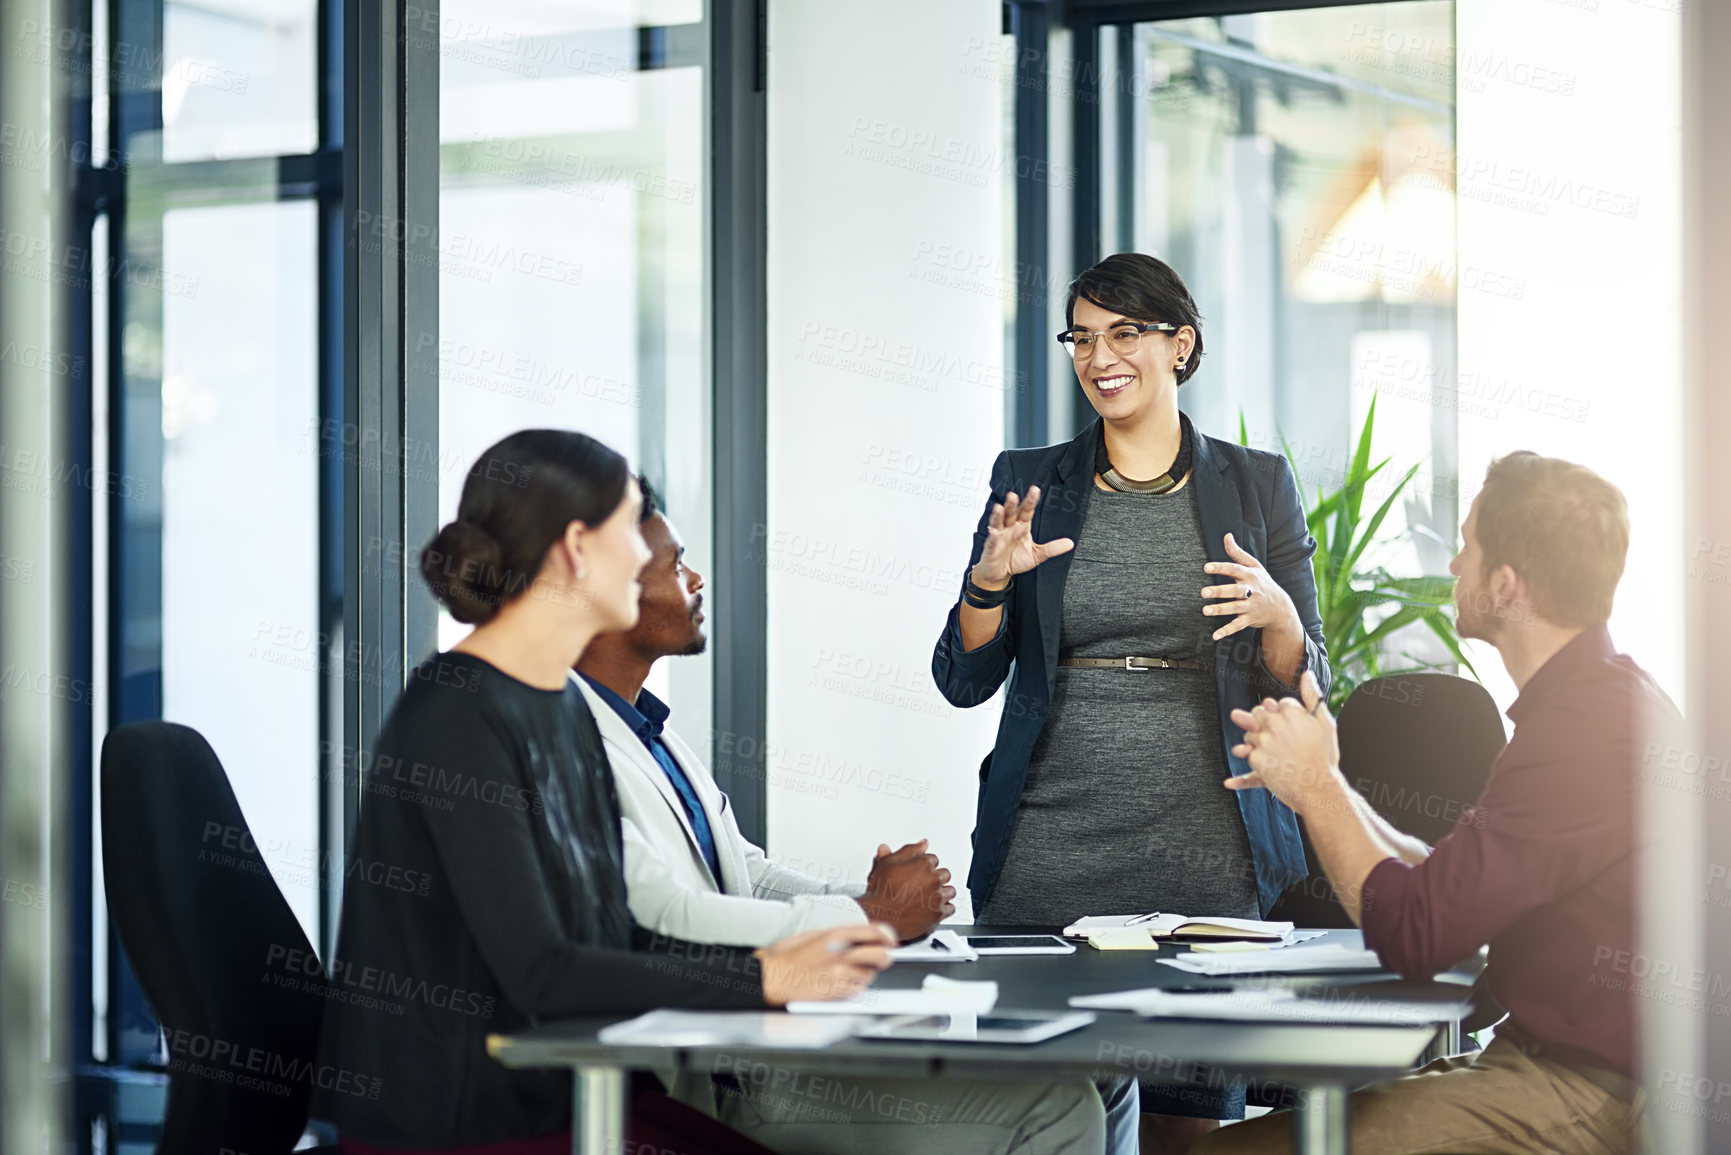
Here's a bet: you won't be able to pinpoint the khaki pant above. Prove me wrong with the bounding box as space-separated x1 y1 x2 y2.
1193 1037 1644 1155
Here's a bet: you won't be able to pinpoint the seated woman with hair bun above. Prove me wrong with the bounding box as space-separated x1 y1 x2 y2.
316 429 1106 1155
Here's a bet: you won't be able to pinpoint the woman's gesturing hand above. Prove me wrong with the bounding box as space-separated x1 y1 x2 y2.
1199 532 1301 642
971 486 1076 588
757 924 896 1006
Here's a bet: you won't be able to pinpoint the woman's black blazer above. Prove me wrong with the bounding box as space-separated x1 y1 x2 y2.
932 417 1330 915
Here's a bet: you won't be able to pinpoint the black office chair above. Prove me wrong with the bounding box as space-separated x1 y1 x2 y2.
1267 673 1507 929
101 721 333 1155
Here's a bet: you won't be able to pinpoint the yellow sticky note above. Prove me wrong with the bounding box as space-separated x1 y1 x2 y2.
1086 928 1160 951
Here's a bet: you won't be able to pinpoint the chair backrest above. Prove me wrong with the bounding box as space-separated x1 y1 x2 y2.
101 721 328 1155
1337 673 1507 845
1268 673 1508 927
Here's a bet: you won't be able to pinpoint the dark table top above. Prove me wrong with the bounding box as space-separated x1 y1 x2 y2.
488 928 1479 1087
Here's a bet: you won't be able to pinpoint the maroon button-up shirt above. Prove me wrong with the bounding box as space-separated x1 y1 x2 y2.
1360 625 1680 1078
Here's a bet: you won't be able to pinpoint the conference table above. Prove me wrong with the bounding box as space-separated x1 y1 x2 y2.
488 928 1479 1155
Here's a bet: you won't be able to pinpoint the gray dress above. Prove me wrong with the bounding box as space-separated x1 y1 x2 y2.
982 482 1261 927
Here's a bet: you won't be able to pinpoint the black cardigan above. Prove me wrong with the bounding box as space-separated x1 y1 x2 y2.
313 651 763 1145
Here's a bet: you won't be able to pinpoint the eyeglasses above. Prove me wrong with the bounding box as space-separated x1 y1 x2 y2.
1056 321 1178 360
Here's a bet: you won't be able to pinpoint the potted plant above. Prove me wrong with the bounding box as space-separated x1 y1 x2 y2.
1240 397 1474 712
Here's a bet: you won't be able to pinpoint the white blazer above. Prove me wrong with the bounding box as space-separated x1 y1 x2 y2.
576 677 867 947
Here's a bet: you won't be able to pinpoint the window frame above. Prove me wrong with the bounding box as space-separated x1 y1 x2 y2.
1005 0 1420 442
70 0 348 1134
68 0 774 1145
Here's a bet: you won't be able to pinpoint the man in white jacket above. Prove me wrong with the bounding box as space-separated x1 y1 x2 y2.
573 478 956 947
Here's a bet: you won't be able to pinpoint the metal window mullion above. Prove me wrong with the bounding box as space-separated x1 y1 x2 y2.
1010 1 1051 450
107 0 167 1077
316 0 346 958
402 0 440 673
341 0 438 901
708 0 769 846
63 0 99 1089
342 0 401 867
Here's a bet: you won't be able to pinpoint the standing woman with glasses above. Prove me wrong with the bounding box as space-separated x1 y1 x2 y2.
932 253 1330 1152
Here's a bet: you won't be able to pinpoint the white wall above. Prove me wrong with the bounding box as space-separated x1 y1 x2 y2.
1454 0 1683 705
765 0 1007 915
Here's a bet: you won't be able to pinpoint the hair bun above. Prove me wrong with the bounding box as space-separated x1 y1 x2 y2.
423 518 507 624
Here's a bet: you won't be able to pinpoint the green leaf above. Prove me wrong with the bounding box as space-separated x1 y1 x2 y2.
1307 489 1341 536
1333 603 1431 662
1342 461 1423 577
1420 612 1479 680
1285 390 1475 701
1345 394 1378 525
1238 409 1249 448
1323 588 1368 646
1375 573 1457 603
1324 402 1388 604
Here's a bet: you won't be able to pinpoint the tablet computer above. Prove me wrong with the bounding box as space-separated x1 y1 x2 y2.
962 935 1077 956
855 1010 1097 1044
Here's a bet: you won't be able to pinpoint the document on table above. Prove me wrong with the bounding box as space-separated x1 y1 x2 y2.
1157 945 1385 976
788 974 1000 1016
598 1010 861 1048
1063 913 1295 941
1069 987 1469 1026
890 928 978 962
1087 928 1327 952
1186 930 1327 952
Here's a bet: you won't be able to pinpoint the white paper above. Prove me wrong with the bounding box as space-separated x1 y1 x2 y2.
1064 914 1151 936
1188 930 1328 952
1070 987 1468 1025
1062 912 1295 939
889 928 979 963
598 1010 860 1048
1168 916 1297 938
788 973 999 1016
1156 945 1386 976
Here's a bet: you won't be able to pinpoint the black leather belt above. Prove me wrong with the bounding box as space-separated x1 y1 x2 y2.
1057 655 1212 673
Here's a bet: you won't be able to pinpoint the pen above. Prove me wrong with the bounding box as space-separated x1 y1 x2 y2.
1126 912 1164 926
928 935 950 952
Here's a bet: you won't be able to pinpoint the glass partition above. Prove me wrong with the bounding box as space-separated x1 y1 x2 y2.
435 0 711 722
1100 3 1458 661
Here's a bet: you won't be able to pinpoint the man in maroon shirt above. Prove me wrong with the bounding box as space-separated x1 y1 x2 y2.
1197 453 1677 1155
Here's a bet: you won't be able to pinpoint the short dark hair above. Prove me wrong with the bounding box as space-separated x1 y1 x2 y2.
1065 252 1205 385
422 430 630 624
635 474 660 524
1475 452 1629 627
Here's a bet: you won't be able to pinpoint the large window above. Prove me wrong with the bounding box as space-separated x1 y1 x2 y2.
78 0 341 1142
159 0 318 161
1084 3 1460 660
434 0 712 724
158 201 321 937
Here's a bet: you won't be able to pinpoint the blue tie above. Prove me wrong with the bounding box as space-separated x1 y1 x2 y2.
646 736 723 887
